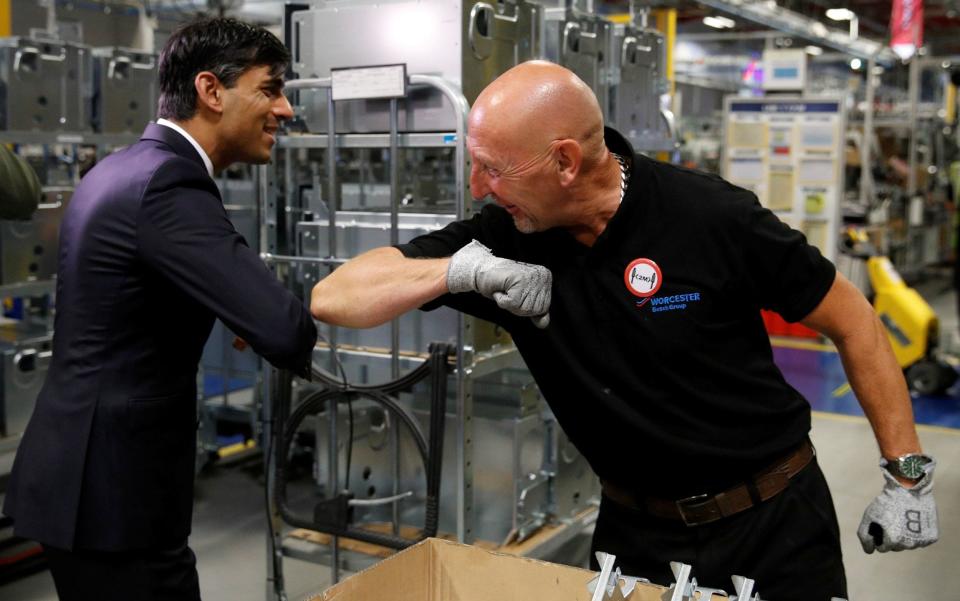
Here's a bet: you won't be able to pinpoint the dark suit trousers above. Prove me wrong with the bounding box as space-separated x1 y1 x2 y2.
44 540 201 601
590 458 847 601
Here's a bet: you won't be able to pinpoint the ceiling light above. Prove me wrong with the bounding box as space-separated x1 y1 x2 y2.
703 15 736 29
805 45 823 56
826 8 855 21
850 58 862 70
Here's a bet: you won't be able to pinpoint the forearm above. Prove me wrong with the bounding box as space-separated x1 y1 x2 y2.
802 274 921 459
833 312 922 458
310 246 449 328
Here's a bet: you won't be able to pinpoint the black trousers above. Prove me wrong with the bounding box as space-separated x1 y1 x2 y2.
44 540 201 601
590 458 847 601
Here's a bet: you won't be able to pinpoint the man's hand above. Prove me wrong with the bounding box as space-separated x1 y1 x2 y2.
447 240 551 328
857 458 938 553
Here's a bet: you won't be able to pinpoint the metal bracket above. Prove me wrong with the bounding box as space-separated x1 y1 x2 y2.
663 561 730 600
730 575 760 601
587 552 649 601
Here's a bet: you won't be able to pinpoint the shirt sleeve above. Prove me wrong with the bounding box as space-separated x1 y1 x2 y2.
138 157 318 378
740 195 836 322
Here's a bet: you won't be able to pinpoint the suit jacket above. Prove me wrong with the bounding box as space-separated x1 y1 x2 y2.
2 123 317 551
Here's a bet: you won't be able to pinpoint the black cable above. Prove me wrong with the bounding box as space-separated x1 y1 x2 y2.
263 368 292 600
345 391 354 490
274 388 428 549
273 343 452 549
316 332 354 492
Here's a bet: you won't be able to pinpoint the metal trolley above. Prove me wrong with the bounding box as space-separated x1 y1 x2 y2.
258 70 599 599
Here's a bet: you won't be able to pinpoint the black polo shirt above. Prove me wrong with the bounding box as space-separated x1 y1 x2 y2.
396 128 836 498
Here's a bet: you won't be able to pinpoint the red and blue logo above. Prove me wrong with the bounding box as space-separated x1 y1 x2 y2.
624 258 662 307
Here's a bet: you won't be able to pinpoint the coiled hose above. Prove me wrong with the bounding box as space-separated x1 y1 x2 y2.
273 342 451 549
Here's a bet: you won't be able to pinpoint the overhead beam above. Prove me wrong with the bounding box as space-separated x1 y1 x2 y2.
695 0 897 64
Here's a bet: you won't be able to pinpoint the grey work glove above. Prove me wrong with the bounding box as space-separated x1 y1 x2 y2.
447 240 551 328
857 457 938 553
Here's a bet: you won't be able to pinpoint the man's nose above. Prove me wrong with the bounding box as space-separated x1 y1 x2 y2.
469 163 489 200
274 93 295 121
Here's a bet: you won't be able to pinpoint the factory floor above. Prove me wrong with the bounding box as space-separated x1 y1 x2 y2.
3 273 960 600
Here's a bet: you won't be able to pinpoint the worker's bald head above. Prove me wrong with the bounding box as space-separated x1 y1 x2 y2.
468 61 606 170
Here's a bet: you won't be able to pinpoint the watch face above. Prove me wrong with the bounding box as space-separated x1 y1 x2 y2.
899 455 929 479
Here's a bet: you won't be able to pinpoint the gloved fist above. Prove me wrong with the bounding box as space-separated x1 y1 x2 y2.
447 240 552 328
857 458 938 553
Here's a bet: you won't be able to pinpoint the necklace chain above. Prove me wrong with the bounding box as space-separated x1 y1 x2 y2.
612 153 630 204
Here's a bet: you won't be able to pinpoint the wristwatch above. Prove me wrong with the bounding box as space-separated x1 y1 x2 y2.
883 453 933 480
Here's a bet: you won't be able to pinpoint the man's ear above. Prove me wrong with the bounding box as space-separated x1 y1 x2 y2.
555 139 582 187
194 71 224 115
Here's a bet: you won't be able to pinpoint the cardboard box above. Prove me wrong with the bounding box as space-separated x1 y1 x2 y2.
311 537 727 601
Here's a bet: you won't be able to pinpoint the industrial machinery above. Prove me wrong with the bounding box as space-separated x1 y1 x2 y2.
0 189 64 484
541 2 613 121
290 0 542 133
0 188 69 286
0 324 52 484
0 34 150 480
91 47 157 133
842 228 957 395
0 36 92 132
608 18 673 152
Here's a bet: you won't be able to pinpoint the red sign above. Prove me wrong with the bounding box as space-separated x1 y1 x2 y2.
890 0 923 60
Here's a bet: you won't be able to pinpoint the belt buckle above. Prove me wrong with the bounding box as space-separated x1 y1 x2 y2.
675 493 710 526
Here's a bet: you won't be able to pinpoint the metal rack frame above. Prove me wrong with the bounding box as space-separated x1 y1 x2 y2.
259 73 477 596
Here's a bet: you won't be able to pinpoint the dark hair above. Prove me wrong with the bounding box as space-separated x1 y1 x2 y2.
157 17 290 121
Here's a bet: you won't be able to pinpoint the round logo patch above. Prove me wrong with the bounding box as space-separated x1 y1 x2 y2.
624 258 663 298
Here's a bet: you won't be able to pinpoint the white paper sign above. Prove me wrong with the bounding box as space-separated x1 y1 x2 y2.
331 64 406 101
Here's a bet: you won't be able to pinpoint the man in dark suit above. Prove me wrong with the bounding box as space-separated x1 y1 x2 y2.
1 17 316 600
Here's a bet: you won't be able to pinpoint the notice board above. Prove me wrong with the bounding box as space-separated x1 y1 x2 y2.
721 96 845 261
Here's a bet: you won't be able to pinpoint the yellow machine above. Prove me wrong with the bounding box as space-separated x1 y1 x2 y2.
846 229 957 395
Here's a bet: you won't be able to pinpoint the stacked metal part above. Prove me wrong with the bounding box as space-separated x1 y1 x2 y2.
91 47 157 134
0 36 156 133
0 38 157 481
0 37 93 132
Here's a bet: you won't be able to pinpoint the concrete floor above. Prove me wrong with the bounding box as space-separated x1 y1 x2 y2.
3 272 960 600
5 413 957 601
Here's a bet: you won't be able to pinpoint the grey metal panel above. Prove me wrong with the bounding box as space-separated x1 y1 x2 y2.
609 25 671 151
92 47 157 133
0 325 52 480
0 188 70 286
0 37 92 132
0 330 50 439
298 213 460 358
541 8 613 122
553 424 598 520
291 0 540 133
310 371 597 545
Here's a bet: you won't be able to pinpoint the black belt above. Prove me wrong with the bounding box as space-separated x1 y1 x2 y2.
601 438 815 527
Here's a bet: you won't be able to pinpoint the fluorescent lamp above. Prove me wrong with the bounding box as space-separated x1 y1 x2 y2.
703 16 736 29
826 8 855 21
805 45 823 56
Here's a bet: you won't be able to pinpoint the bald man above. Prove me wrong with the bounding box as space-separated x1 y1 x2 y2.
311 61 937 598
